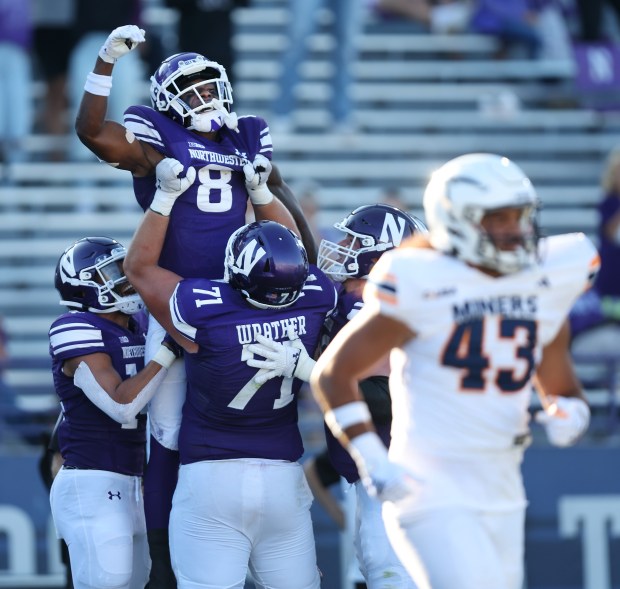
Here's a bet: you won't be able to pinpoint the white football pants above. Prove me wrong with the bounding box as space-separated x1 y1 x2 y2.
50 468 150 589
354 482 417 588
383 504 525 589
170 459 321 589
145 315 187 451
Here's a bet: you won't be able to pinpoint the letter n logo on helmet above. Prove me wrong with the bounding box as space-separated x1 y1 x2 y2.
379 213 407 247
59 250 78 282
232 239 266 277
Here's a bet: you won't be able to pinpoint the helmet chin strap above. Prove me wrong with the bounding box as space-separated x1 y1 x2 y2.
189 100 238 132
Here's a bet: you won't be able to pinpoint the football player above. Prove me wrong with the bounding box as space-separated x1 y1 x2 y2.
310 153 599 589
75 26 315 585
48 236 182 589
245 203 425 589
123 167 337 588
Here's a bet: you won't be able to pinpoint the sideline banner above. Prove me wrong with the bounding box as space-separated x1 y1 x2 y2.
523 445 620 589
573 43 620 110
0 449 65 587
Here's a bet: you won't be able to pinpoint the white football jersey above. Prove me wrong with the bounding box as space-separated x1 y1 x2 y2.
364 233 599 460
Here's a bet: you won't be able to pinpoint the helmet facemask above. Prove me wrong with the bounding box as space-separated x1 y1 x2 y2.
318 231 389 282
150 54 237 132
462 204 539 275
57 244 143 315
318 204 425 281
174 76 234 132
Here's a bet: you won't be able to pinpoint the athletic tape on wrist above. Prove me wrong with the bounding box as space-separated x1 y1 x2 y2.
151 344 177 370
84 72 113 96
324 401 372 438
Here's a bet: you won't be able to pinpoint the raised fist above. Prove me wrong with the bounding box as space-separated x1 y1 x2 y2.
99 25 145 64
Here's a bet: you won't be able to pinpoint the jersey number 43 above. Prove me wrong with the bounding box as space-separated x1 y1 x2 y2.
442 317 537 393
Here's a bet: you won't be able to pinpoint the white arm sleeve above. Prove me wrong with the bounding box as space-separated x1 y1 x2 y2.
73 361 168 424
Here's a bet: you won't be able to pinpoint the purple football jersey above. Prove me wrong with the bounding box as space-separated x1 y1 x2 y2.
124 106 273 279
170 266 337 464
322 289 391 483
48 311 147 476
325 284 363 337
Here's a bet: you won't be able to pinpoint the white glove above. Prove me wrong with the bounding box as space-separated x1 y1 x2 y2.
243 155 274 205
350 432 418 503
150 158 196 216
245 334 316 384
99 25 145 64
535 396 590 447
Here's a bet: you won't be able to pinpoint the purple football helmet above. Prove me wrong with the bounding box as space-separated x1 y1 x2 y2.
150 52 233 131
55 237 143 315
224 221 309 309
318 204 427 281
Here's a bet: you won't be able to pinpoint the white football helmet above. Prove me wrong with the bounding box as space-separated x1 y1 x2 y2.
423 153 540 274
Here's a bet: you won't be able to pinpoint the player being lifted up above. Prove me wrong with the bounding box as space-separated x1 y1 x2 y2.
74 25 315 586
123 159 338 588
311 153 599 589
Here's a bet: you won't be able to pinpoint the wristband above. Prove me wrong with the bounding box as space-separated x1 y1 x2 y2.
151 344 178 370
84 72 113 97
324 401 372 438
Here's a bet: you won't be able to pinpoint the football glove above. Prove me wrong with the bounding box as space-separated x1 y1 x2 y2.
99 25 145 64
350 432 418 503
245 334 316 384
243 155 274 205
535 396 590 447
150 158 196 216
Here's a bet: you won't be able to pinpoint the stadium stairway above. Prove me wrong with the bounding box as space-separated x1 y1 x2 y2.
2 0 620 439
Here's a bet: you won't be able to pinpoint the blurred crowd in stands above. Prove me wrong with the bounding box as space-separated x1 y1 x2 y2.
0 0 619 163
0 0 248 163
569 146 620 386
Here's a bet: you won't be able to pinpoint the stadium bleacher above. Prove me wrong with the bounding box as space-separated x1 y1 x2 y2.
1 0 620 440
